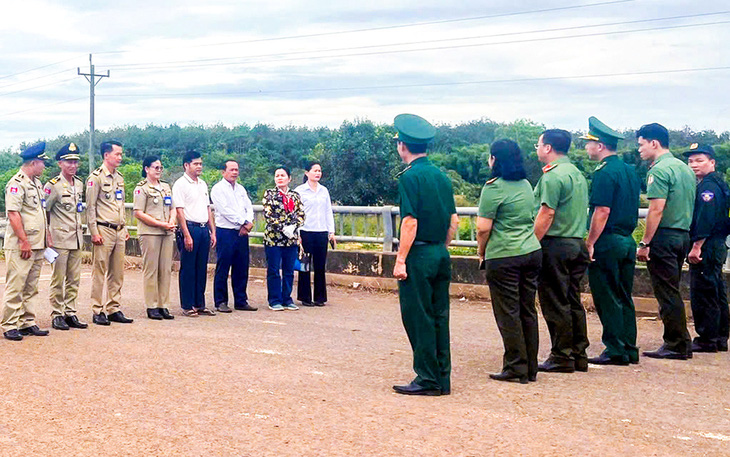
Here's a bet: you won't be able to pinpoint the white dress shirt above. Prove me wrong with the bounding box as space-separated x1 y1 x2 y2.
295 182 335 233
210 179 254 229
172 173 210 224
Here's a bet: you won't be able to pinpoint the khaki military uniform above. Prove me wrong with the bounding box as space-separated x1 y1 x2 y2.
1 170 47 331
44 174 85 318
133 179 174 309
86 164 126 315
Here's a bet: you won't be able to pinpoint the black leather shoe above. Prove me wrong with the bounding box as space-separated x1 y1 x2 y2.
314 302 325 307
691 341 718 353
19 325 49 336
65 315 88 329
440 388 451 395
93 313 110 326
3 329 23 341
158 308 175 320
234 304 258 311
392 382 441 396
216 303 233 313
574 358 589 372
52 316 70 330
299 301 315 307
538 359 575 373
147 308 163 320
108 311 134 323
588 353 630 366
718 341 728 352
643 346 689 360
489 371 528 384
528 374 537 382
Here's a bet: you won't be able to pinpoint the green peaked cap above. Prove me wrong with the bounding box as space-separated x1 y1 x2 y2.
580 116 624 149
393 113 436 144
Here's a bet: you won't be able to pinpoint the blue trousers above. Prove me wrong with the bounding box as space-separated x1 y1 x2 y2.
214 228 250 307
265 245 297 306
178 223 210 310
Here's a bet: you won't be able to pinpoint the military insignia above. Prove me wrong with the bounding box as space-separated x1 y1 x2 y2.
69 143 77 152
701 191 715 202
595 162 607 171
647 175 654 185
395 165 412 179
49 176 60 184
485 177 498 185
153 197 159 204
542 163 558 173
690 143 699 150
9 186 18 194
88 180 94 187
44 187 51 195
134 188 142 195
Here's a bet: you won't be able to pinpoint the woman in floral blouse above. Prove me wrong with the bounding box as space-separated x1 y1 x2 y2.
262 167 305 311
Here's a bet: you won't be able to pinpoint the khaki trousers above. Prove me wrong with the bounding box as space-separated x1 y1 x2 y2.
1 249 44 331
140 234 174 309
49 248 83 317
90 225 125 314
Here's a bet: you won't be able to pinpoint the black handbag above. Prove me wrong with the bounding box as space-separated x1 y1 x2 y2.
296 247 311 272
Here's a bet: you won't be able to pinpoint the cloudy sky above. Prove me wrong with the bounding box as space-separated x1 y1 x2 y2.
0 0 728 151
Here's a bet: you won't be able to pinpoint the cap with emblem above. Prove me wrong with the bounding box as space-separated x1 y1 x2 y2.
20 142 49 161
683 143 715 159
56 142 81 161
393 113 436 145
579 116 624 150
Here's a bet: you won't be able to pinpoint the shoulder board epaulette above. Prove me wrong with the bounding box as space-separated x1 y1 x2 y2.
73 175 83 182
137 179 147 186
542 163 558 173
117 170 124 177
92 168 102 176
395 165 412 179
49 176 60 185
12 176 23 182
594 162 607 172
485 177 498 185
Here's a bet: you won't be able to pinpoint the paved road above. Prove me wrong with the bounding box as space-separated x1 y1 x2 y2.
0 264 728 456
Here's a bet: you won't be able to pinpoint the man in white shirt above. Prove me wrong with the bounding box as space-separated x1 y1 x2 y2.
210 160 257 312
172 150 217 317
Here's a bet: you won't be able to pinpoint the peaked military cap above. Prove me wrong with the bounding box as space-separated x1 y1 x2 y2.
20 142 49 161
56 142 81 161
393 113 436 145
580 116 624 149
683 143 715 159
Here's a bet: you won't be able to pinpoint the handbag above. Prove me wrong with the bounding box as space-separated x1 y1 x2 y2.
296 246 311 272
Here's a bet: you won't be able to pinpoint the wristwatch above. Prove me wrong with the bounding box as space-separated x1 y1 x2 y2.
638 241 648 248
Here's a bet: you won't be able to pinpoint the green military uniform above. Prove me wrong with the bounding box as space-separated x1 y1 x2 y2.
133 179 175 312
645 151 696 355
86 163 127 317
534 154 590 369
582 117 641 364
1 144 49 338
395 114 456 394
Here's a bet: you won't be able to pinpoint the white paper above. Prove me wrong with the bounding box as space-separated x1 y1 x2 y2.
44 247 59 264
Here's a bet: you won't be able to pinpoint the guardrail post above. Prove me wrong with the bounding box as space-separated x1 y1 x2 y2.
382 206 394 252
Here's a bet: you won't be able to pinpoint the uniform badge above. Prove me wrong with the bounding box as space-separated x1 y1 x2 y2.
69 143 77 152
116 189 123 200
701 191 715 202
595 162 607 171
647 175 654 185
164 196 172 206
9 186 18 194
88 181 94 187
690 143 699 150
77 202 85 213
542 163 557 173
134 189 142 195
153 197 159 204
42 199 46 209
485 177 498 185
44 187 51 195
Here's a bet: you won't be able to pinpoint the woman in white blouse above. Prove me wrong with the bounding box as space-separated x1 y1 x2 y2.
295 162 336 306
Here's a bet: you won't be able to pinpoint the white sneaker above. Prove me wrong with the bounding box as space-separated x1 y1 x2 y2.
268 304 285 311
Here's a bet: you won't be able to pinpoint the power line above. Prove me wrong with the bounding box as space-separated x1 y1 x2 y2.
0 68 75 91
0 55 83 81
0 97 86 118
0 77 77 98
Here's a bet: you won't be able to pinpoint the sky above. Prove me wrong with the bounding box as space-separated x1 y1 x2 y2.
0 0 729 151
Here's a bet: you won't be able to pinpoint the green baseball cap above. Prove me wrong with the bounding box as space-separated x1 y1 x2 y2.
393 113 436 145
580 116 624 149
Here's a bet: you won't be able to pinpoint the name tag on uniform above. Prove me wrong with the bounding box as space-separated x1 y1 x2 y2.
164 196 172 206
42 198 46 209
115 189 123 200
77 202 85 213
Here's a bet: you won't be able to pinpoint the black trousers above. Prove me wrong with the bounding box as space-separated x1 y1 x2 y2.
178 223 210 311
214 228 250 307
538 237 590 363
485 250 542 378
297 231 329 304
689 236 729 348
647 228 691 353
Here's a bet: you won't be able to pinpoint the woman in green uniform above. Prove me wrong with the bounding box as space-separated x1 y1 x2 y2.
133 156 176 320
477 140 542 384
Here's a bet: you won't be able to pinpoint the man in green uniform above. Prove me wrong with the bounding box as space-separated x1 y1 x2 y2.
1 143 51 341
583 117 641 365
45 143 88 330
684 144 730 353
392 113 459 396
533 129 590 373
636 123 696 360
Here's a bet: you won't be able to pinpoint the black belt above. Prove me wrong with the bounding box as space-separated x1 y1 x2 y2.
97 221 123 231
186 221 208 228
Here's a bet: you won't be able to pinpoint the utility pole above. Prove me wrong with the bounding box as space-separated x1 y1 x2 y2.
78 54 109 171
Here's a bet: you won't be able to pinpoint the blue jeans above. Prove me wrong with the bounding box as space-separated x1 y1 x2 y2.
214 228 250 307
265 245 297 306
178 223 210 310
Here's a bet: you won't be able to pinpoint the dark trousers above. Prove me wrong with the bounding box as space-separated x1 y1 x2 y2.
297 230 329 304
398 244 451 392
538 237 590 363
647 228 691 353
214 227 250 307
588 233 638 362
178 223 210 310
485 250 542 378
265 245 297 306
689 236 729 348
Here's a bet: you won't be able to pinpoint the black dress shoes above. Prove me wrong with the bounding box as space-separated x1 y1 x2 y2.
718 341 729 352
643 346 689 360
314 302 325 307
574 358 589 372
216 303 233 313
93 313 110 326
691 341 718 353
108 311 134 323
3 329 23 341
538 359 575 373
489 371 528 384
19 325 49 336
147 308 163 320
235 304 258 311
52 316 70 330
299 301 315 307
65 315 88 329
158 308 175 320
588 353 630 366
392 381 442 396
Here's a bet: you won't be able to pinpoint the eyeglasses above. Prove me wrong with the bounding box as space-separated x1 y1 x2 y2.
534 143 540 150
149 166 164 171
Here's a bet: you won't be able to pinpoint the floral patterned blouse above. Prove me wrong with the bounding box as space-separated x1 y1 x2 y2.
262 187 305 247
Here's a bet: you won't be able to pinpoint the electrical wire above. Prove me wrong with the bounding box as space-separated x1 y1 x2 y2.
0 97 86 117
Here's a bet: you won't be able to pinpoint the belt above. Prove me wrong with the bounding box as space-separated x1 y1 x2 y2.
186 221 208 228
413 240 439 246
97 221 123 231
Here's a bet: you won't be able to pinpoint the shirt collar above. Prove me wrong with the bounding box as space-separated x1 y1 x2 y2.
651 152 673 168
602 155 619 164
549 155 571 166
184 172 200 184
410 156 429 167
101 163 115 177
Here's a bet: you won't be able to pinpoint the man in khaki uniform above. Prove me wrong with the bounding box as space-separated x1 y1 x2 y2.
1 143 51 341
86 140 133 325
45 143 88 331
